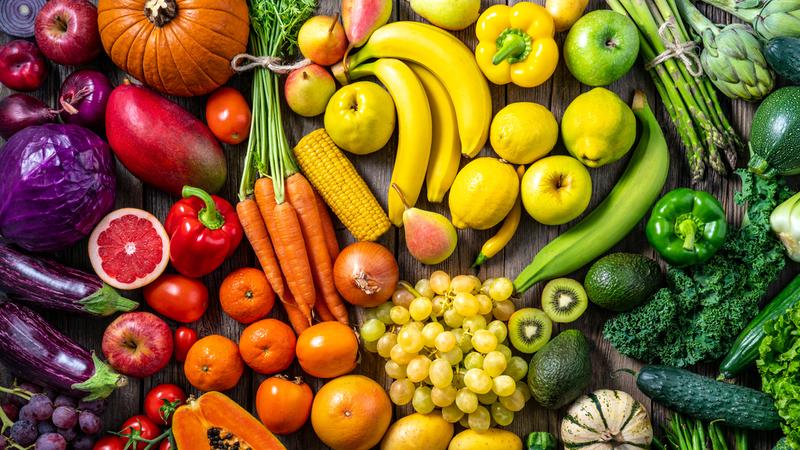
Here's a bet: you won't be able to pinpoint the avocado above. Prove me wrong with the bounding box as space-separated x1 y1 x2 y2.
527 329 591 409
584 253 663 312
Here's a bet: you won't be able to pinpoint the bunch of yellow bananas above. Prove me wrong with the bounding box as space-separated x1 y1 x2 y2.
333 21 493 226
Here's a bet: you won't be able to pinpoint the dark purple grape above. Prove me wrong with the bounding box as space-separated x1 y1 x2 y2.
51 406 78 429
9 420 37 446
1 403 18 421
37 420 57 434
0 435 6 450
53 395 76 409
77 399 106 415
35 433 67 450
17 382 43 394
57 426 77 442
28 394 53 421
72 434 96 450
78 411 101 435
17 404 36 422
43 388 58 400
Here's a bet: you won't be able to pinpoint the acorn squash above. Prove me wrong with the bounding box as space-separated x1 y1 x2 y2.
173 391 285 450
764 38 800 85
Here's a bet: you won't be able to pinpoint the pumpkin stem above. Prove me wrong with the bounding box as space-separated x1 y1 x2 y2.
144 0 177 27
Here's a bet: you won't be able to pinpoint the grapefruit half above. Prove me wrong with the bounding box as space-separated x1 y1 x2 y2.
89 208 170 290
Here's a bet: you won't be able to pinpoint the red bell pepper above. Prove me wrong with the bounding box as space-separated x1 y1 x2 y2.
164 186 243 278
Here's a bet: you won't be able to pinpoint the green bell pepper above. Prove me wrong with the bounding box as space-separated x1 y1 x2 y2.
646 188 728 267
526 432 557 450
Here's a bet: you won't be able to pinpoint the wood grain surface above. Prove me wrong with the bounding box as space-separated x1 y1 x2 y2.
0 0 794 448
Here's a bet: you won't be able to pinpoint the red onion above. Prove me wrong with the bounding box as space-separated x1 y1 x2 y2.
0 93 58 140
0 0 45 38
59 70 112 130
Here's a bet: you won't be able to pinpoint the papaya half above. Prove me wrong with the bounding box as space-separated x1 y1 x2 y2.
173 391 285 450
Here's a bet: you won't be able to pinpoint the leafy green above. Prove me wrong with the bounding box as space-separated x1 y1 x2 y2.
604 170 792 367
757 304 800 449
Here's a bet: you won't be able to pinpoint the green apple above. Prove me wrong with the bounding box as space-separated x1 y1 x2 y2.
410 0 481 31
324 81 396 155
563 10 640 87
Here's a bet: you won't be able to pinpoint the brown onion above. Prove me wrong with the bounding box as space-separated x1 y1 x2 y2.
333 242 399 307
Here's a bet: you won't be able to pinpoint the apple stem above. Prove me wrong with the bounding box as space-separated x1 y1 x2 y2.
391 183 411 210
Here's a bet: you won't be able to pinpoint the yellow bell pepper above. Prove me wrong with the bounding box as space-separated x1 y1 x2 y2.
475 3 559 88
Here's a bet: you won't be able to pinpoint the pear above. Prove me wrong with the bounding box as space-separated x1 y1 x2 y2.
342 0 393 49
410 0 481 31
393 184 457 265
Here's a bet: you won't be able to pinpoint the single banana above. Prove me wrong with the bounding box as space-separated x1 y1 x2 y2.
408 63 461 203
349 58 432 226
335 21 492 158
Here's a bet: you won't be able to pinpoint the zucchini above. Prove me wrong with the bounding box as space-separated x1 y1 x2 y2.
636 365 781 430
765 38 800 85
748 87 800 178
719 274 800 379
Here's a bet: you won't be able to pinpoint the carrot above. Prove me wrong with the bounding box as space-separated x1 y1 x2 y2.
255 177 315 322
286 173 349 325
280 285 310 335
314 190 340 260
314 290 336 322
236 198 285 300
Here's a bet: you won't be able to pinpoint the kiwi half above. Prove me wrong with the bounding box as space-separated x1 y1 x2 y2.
508 308 553 353
541 278 588 323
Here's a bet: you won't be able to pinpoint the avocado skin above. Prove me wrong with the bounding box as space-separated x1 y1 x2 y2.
527 329 591 410
584 253 663 312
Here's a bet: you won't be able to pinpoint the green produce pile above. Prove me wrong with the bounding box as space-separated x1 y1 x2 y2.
604 170 791 366
757 304 800 449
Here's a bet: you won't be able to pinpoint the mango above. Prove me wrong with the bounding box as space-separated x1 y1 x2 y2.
448 428 523 450
380 413 453 450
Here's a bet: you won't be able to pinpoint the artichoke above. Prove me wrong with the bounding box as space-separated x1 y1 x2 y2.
678 0 775 101
699 0 800 40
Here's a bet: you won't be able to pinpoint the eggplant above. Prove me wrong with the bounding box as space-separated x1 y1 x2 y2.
0 301 126 400
0 242 138 316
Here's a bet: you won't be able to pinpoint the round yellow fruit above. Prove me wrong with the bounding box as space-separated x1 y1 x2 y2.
324 81 396 155
380 413 453 450
561 87 636 168
546 0 590 32
449 158 519 230
448 428 523 450
521 155 592 225
490 102 559 165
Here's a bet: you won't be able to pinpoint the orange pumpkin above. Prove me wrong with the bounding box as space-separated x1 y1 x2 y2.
97 0 249 97
173 391 286 450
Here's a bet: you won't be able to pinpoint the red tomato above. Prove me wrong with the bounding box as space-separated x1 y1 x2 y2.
93 436 126 450
144 274 209 323
206 87 251 145
255 376 313 434
144 384 187 425
159 440 171 450
120 415 162 450
174 326 198 362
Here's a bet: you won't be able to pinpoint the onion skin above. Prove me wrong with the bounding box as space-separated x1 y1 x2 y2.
0 93 57 139
60 69 112 129
0 40 48 91
333 242 399 307
0 0 46 37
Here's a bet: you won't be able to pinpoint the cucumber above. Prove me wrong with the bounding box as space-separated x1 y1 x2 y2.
636 365 781 430
748 87 800 178
719 274 800 379
764 38 800 85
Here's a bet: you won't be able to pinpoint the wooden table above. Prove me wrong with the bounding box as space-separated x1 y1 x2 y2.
1 0 793 448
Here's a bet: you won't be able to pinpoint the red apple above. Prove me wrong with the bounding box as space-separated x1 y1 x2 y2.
0 40 48 91
102 312 173 378
34 0 101 66
285 64 336 118
298 15 348 67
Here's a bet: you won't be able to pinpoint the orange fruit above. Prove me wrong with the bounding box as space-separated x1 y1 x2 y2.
311 375 392 450
220 268 275 324
238 319 296 375
296 322 358 378
184 335 244 392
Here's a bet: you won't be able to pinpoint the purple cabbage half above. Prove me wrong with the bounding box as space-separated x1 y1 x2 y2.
0 301 126 400
0 124 116 252
0 242 138 316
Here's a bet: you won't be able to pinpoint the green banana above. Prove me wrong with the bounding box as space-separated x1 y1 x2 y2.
514 91 670 294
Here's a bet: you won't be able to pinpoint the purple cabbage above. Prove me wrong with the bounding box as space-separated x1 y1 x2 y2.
0 124 115 252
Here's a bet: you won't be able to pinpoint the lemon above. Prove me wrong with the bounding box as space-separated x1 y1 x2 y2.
561 88 636 168
490 102 559 165
449 158 519 230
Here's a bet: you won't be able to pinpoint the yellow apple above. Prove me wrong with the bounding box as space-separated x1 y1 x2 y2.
521 155 592 225
324 81 396 155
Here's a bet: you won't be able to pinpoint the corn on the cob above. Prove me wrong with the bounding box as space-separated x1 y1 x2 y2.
293 129 391 242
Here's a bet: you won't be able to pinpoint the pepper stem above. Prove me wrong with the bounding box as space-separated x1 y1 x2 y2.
493 29 533 65
677 218 699 251
182 186 225 230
